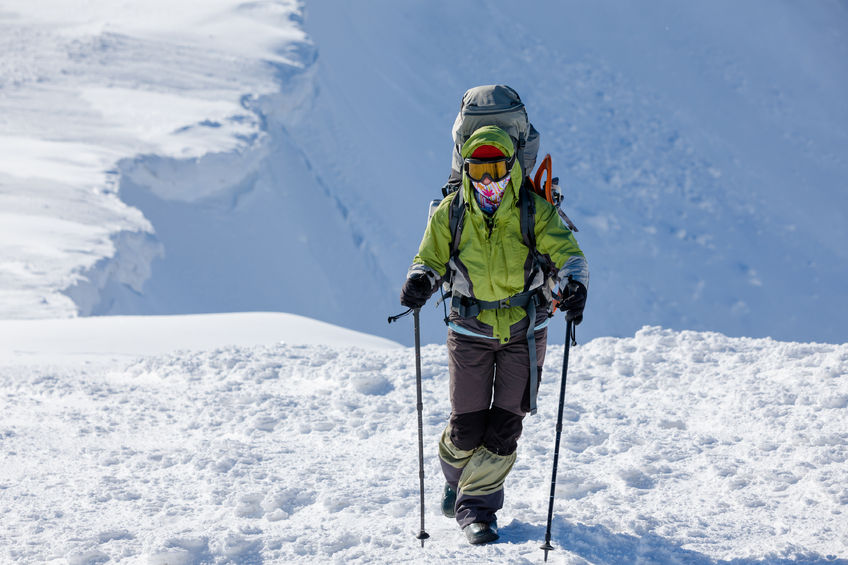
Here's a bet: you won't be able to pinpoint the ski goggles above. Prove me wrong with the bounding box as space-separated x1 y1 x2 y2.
464 156 514 182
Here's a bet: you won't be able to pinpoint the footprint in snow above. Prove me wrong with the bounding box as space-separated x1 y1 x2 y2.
235 493 265 518
252 415 277 432
148 537 210 565
259 487 315 520
349 374 394 396
658 419 686 430
96 529 134 543
66 550 109 565
619 468 656 490
821 394 848 409
564 427 609 453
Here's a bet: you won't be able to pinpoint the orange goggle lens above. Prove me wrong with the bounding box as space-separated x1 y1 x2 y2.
464 158 512 182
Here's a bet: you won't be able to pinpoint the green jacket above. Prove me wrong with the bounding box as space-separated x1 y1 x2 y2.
411 126 588 343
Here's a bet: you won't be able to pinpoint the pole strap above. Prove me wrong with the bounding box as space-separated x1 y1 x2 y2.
387 308 414 324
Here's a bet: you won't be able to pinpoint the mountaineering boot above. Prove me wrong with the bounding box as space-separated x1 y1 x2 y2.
463 518 499 545
441 483 456 518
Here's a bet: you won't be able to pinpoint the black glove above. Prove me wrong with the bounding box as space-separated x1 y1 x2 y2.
556 278 587 325
400 272 432 309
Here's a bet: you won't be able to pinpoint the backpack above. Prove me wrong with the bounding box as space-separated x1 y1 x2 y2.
443 85 540 197
432 85 578 295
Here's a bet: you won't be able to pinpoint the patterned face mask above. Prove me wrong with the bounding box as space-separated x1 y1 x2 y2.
472 176 510 214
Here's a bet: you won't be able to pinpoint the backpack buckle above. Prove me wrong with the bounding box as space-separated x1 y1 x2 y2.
497 298 511 308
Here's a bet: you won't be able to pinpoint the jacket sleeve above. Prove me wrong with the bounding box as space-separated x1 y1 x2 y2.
408 195 454 289
533 199 589 289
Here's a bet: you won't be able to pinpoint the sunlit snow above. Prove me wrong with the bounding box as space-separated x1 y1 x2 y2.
1 318 846 563
1 0 847 563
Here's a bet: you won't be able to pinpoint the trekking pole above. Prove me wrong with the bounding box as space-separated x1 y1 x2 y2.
540 319 576 561
412 308 430 547
388 306 430 546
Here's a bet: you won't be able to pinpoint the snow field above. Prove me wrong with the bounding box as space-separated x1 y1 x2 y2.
1 326 846 563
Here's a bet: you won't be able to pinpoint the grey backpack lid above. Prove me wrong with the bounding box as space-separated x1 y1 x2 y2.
461 84 525 116
448 85 540 186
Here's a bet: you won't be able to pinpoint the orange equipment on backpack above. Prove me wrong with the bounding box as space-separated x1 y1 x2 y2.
526 154 579 233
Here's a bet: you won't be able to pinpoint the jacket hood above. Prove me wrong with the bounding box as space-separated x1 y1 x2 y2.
460 125 516 159
460 126 523 207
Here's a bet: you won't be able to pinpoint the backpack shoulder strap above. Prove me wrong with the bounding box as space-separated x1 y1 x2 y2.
519 180 541 292
448 189 466 259
519 179 537 251
437 190 466 321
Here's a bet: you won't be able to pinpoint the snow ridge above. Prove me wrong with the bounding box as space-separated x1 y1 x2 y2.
0 0 325 321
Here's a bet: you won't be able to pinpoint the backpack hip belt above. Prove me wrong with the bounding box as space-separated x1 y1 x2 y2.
449 288 543 319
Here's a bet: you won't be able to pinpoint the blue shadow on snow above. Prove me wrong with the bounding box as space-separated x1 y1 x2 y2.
498 518 847 565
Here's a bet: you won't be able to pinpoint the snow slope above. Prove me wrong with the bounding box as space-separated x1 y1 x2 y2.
297 0 848 346
1 320 846 564
0 312 400 366
2 1 847 347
